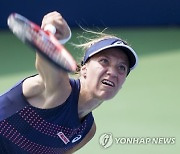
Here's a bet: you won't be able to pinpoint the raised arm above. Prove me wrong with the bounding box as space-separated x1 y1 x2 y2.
36 11 71 87
23 12 72 108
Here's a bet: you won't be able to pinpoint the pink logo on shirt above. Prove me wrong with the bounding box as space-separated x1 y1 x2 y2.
57 132 70 144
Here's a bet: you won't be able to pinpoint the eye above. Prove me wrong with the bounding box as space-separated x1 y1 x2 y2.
99 58 109 65
118 64 128 74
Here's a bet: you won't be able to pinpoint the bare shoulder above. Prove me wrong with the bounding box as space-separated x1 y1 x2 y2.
22 74 72 109
65 122 96 154
22 75 45 98
82 122 96 141
87 122 96 138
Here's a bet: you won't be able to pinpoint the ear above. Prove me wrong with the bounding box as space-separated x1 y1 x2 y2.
80 64 87 78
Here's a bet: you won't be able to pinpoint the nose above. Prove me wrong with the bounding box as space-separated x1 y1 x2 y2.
106 67 118 78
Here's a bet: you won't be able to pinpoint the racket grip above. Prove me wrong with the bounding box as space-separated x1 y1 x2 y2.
44 24 71 44
44 24 56 34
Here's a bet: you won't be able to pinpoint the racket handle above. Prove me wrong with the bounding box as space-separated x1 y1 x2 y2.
44 24 71 44
44 24 56 34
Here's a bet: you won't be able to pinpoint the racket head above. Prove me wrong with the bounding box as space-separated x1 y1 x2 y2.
7 13 77 72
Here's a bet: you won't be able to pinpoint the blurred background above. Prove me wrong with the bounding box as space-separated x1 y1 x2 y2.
0 0 180 153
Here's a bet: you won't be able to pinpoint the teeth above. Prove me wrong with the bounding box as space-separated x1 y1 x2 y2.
102 79 115 87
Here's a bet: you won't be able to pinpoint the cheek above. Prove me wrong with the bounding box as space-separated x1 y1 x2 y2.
87 63 105 77
118 76 126 90
118 76 126 88
86 65 105 86
86 68 99 83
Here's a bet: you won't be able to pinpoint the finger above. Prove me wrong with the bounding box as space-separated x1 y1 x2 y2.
41 11 63 29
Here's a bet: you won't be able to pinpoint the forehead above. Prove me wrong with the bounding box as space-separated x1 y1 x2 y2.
92 48 129 63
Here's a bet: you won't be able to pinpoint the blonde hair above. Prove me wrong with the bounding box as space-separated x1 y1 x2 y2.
71 28 128 74
74 28 128 51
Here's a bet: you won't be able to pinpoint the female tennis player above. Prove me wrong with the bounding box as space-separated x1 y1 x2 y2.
0 11 138 153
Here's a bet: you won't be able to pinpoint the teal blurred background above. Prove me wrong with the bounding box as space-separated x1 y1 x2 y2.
0 27 180 154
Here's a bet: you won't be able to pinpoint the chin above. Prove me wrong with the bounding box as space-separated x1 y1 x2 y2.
99 92 116 101
104 95 115 100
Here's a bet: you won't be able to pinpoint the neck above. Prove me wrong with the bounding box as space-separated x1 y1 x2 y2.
78 80 103 118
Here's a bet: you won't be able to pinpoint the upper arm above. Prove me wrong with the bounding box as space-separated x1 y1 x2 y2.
32 11 72 93
23 54 71 101
65 122 96 154
35 53 70 91
31 11 72 94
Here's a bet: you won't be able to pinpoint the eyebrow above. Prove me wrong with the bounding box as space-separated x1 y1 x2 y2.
98 54 129 65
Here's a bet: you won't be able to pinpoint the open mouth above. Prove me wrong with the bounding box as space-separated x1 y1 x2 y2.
101 79 115 87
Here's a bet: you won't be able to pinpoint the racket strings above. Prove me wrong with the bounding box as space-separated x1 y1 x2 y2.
8 13 76 72
29 29 71 70
8 16 28 42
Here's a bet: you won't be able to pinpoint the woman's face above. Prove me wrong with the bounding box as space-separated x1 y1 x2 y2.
82 48 129 101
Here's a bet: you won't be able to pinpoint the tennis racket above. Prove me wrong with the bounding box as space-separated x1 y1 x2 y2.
7 13 77 72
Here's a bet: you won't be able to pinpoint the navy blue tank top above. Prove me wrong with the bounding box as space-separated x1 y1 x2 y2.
0 77 94 154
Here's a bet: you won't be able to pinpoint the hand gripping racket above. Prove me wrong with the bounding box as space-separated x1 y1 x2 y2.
7 13 77 72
